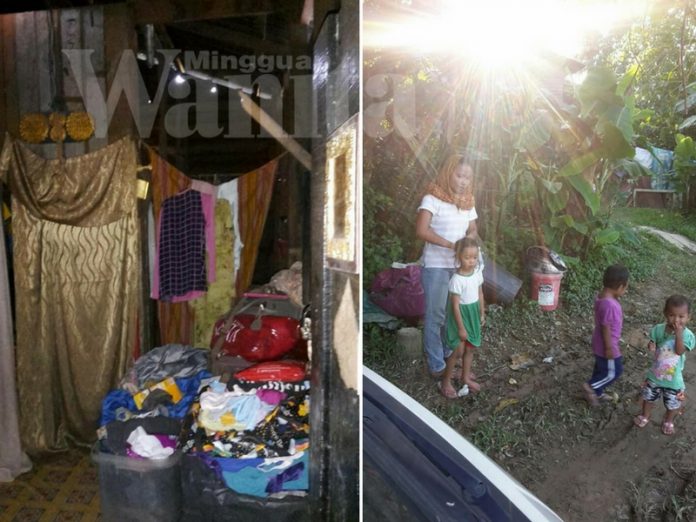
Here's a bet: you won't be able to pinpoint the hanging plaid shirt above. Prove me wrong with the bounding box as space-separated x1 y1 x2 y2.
158 190 208 300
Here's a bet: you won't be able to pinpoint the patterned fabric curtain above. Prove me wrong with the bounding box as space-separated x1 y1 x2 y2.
190 197 236 347
236 158 279 295
0 135 140 452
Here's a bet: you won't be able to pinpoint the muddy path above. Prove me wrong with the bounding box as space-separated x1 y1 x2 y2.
368 232 696 521
531 253 696 522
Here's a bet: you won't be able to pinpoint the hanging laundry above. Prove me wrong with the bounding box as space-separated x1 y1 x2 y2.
148 147 195 344
153 189 214 301
146 147 282 343
150 178 216 305
217 178 243 273
191 191 236 348
193 200 234 346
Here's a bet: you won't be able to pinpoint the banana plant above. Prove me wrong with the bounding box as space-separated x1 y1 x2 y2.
515 66 652 257
673 133 696 209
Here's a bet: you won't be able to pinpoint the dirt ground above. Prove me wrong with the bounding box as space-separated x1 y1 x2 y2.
532 268 696 522
370 235 696 521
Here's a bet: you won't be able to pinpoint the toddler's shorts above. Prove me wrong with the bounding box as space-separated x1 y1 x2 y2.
642 380 684 410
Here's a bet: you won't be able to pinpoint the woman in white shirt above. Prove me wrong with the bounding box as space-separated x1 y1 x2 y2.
416 154 479 378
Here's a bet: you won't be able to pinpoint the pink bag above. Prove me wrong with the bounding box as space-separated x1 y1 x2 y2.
369 265 425 319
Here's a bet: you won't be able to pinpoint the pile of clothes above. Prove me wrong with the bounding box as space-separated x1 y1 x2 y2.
97 344 211 458
181 376 310 499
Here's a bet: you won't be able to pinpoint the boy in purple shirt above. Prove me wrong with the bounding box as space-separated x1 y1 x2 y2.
582 265 630 407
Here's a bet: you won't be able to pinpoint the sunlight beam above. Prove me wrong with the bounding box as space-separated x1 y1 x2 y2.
364 0 650 67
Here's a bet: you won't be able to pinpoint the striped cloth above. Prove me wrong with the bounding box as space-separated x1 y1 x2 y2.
236 158 279 295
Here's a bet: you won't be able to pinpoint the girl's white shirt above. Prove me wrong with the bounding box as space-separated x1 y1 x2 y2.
448 266 484 305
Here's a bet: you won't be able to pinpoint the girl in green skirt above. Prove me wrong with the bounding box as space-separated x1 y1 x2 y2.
439 237 485 399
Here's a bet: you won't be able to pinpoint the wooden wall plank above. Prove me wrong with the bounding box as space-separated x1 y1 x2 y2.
82 7 104 74
0 19 5 143
174 21 295 55
0 15 19 144
133 0 277 25
103 3 137 141
60 8 82 100
15 13 51 157
60 9 87 157
34 11 53 113
82 6 107 152
15 13 39 114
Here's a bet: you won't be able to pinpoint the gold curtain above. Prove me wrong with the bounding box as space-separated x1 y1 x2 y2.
0 135 140 452
0 134 136 226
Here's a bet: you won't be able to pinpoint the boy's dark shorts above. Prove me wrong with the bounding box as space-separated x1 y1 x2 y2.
641 380 684 410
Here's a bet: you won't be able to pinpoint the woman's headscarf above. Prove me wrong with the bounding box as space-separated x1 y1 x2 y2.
425 154 475 210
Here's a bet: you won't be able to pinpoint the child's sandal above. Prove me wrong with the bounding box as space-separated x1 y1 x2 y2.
661 421 675 436
633 415 649 428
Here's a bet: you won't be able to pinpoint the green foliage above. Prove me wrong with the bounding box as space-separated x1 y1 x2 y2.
484 223 534 276
362 324 400 370
364 0 696 300
562 232 661 313
593 227 621 246
471 414 522 457
532 66 647 256
581 2 696 211
363 49 455 285
585 1 696 149
480 64 651 261
673 133 696 207
363 186 408 288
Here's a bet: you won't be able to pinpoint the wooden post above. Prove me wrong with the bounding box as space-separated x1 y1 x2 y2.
0 14 21 143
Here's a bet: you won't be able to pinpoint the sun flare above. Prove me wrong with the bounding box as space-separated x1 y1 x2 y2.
364 0 649 66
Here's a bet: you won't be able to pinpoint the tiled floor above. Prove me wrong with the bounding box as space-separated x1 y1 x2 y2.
0 449 101 522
